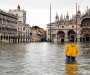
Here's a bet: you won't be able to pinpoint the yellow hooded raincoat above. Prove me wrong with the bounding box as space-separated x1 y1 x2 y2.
65 43 78 57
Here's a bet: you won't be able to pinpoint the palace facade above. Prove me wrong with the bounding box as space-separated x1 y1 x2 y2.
9 5 31 43
46 7 90 42
0 5 31 43
0 9 17 43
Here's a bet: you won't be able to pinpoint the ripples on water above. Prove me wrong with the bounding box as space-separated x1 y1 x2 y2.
0 42 90 75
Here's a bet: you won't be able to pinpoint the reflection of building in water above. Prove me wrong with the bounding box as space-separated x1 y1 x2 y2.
65 62 78 75
47 6 90 42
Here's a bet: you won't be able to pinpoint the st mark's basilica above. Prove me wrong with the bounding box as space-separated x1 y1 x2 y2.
47 6 90 42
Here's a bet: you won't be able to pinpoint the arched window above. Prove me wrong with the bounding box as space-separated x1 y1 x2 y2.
81 18 90 27
72 26 74 28
62 26 64 28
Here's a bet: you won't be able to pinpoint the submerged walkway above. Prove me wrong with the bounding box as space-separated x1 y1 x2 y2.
0 42 90 75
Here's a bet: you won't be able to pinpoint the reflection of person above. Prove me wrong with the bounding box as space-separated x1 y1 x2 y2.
65 62 78 75
65 39 78 62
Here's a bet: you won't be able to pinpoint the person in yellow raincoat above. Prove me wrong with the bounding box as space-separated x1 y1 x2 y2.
65 39 78 62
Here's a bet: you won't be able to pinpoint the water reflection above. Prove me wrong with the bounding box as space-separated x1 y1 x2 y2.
65 62 78 75
0 43 26 75
78 42 90 58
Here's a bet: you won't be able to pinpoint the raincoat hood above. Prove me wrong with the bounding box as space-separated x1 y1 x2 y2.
69 44 76 47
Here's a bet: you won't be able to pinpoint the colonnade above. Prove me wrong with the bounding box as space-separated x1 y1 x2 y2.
0 35 31 43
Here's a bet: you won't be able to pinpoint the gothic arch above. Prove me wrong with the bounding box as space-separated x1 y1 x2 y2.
80 18 90 27
57 31 65 42
80 28 90 42
67 29 76 40
80 28 90 35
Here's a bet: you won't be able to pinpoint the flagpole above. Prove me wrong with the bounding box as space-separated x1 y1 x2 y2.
76 3 77 42
50 3 52 42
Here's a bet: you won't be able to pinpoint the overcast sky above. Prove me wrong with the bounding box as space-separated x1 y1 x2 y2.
0 0 90 30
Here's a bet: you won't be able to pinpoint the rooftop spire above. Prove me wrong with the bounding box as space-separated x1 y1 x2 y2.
77 5 81 15
55 12 59 22
66 12 69 20
60 14 63 20
55 12 59 19
17 4 20 10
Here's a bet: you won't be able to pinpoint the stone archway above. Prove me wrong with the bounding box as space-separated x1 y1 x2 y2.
80 18 90 27
80 17 90 42
57 31 65 42
67 30 76 41
80 28 90 42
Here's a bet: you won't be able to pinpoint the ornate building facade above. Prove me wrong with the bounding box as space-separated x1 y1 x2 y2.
9 5 26 24
47 7 90 42
0 9 17 43
0 5 31 43
31 26 46 42
9 5 31 43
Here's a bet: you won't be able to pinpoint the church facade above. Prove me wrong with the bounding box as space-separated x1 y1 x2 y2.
46 7 90 42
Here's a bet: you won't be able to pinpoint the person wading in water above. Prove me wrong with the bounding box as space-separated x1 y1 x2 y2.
65 39 78 63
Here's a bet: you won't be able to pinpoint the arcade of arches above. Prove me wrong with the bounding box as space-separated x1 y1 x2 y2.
80 28 90 42
80 18 90 42
57 30 76 42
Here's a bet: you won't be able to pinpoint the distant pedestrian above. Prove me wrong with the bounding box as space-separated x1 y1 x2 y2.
65 39 78 63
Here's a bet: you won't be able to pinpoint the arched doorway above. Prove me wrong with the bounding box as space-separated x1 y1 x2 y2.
68 30 76 41
80 18 90 42
80 18 90 27
80 28 90 42
57 31 65 42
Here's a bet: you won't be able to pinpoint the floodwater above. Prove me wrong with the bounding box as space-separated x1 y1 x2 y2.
0 42 90 75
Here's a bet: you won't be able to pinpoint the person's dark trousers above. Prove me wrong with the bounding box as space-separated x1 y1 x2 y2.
71 57 76 62
66 56 70 62
66 56 76 62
